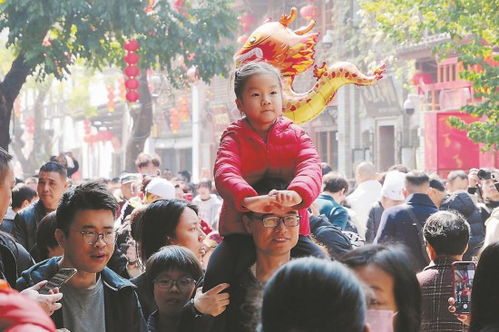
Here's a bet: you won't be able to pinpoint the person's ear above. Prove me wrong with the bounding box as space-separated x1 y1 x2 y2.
54 228 66 249
20 199 30 210
235 98 244 112
402 188 409 198
242 214 252 233
425 242 437 261
165 235 176 246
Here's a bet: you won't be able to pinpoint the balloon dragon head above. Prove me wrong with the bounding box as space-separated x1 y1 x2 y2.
234 8 318 81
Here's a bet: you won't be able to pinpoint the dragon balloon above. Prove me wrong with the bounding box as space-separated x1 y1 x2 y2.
234 8 386 124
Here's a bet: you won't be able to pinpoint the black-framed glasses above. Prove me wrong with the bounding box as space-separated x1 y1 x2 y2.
153 276 196 290
77 231 115 245
255 215 301 228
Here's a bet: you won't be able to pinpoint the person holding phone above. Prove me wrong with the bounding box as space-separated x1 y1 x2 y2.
449 241 499 331
417 210 470 332
0 147 62 317
16 181 147 332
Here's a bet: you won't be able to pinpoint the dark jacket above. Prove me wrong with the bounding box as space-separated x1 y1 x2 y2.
315 194 349 230
16 257 147 332
13 200 49 251
365 201 384 243
417 257 468 332
375 193 438 271
310 215 352 259
0 232 34 287
209 268 262 332
441 191 484 260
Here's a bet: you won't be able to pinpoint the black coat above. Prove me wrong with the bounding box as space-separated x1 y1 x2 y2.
310 215 352 259
375 193 438 271
12 200 48 251
441 191 485 260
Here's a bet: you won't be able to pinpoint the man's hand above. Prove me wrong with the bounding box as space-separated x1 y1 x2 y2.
193 283 230 317
448 297 471 326
268 190 302 207
20 280 63 316
468 168 480 188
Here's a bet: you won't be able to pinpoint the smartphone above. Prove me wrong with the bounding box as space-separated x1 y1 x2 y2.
39 268 78 295
452 261 476 314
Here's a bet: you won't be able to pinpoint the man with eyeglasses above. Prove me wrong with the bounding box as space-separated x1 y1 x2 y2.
208 177 302 332
16 181 147 332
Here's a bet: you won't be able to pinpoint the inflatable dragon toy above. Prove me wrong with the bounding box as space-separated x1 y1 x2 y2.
234 7 386 124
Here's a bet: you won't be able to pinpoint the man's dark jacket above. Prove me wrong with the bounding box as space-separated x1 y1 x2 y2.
310 215 352 259
441 191 484 260
374 193 438 271
0 232 34 287
16 257 147 332
13 200 48 251
365 201 385 243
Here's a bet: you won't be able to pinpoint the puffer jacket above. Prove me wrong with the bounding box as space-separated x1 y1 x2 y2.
441 191 484 260
214 117 322 235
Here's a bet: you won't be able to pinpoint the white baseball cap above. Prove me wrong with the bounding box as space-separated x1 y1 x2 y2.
145 177 176 199
382 171 406 201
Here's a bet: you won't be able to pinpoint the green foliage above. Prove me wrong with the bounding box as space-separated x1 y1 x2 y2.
0 0 237 84
360 0 499 150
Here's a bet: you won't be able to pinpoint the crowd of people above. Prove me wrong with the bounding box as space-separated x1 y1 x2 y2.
0 61 498 332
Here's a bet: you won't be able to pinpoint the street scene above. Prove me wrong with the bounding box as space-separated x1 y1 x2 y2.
0 0 497 331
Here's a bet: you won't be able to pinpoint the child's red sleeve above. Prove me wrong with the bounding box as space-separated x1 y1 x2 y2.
287 129 322 209
214 134 257 211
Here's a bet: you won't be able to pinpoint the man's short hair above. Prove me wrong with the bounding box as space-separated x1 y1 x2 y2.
252 177 289 196
356 161 376 180
429 175 446 192
0 147 13 180
423 210 470 256
447 170 467 182
56 181 118 234
405 171 430 187
197 179 212 190
323 172 349 194
11 185 37 209
135 153 161 169
39 161 67 179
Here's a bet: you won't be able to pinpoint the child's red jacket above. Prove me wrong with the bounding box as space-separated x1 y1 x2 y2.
214 117 322 235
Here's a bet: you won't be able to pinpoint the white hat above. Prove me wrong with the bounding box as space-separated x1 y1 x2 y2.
381 171 406 201
145 177 176 199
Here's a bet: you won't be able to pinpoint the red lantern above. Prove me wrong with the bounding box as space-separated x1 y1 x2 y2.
300 3 318 20
169 108 180 133
83 119 91 135
125 78 139 90
411 71 433 86
124 40 140 52
126 90 140 102
178 97 189 122
25 116 35 135
124 52 140 64
124 65 140 77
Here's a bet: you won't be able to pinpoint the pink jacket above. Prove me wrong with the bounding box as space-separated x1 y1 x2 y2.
214 117 322 235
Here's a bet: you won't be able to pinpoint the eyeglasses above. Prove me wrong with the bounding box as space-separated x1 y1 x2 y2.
153 276 196 290
77 231 115 245
254 215 301 228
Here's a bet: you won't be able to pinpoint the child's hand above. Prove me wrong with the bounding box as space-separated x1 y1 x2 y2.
243 195 282 213
268 190 302 207
194 283 230 317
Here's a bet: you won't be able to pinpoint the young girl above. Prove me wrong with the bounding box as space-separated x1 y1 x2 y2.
203 62 324 292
